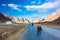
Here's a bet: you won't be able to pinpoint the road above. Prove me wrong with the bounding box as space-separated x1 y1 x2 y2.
18 24 60 40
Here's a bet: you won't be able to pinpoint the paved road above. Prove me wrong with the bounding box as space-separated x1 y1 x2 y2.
19 24 60 40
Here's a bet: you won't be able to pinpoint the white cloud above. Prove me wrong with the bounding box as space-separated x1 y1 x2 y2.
1 3 21 12
31 0 41 4
31 1 36 4
8 4 21 11
1 4 6 6
24 0 60 12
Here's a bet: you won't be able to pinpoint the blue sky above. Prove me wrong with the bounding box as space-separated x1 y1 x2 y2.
0 0 60 18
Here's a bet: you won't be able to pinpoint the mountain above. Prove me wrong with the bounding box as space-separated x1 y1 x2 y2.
0 12 29 23
11 17 20 23
28 18 42 23
0 12 11 23
43 11 60 24
11 17 28 23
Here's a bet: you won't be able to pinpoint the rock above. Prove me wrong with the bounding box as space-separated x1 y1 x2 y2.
0 12 11 23
27 18 42 23
43 11 60 24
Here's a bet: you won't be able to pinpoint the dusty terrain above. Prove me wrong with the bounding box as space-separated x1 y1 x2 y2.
0 23 28 40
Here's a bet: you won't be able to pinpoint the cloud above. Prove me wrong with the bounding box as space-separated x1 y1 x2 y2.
24 0 60 12
31 0 41 4
31 1 36 4
1 4 6 7
1 3 21 12
8 4 21 11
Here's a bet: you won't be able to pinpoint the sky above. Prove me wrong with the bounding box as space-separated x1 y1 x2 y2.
0 0 60 18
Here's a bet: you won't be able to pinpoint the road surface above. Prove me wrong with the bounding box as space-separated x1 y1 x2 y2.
19 24 60 40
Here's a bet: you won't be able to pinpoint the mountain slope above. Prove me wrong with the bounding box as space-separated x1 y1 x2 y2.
0 13 11 23
0 13 28 23
43 11 60 24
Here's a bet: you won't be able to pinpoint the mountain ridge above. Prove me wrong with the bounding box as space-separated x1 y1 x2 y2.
43 11 60 24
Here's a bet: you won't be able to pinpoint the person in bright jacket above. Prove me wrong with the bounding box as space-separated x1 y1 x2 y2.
36 23 42 31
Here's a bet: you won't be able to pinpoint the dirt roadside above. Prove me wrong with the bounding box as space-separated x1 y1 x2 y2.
7 27 27 40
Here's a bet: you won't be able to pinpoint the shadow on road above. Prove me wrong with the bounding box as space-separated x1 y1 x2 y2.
37 27 42 35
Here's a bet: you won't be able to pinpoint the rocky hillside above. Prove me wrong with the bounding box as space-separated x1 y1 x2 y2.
43 11 60 24
0 12 28 23
28 18 42 23
0 12 11 23
11 17 28 23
